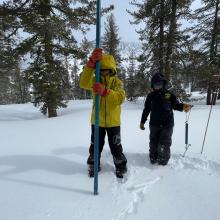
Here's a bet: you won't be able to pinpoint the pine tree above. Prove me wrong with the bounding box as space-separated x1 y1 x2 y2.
192 0 220 105
0 8 30 104
80 36 93 66
126 50 138 101
135 54 150 97
70 59 81 99
128 0 169 75
0 42 14 104
2 0 113 117
10 60 31 104
129 0 193 99
79 36 93 99
102 13 121 63
182 50 209 92
102 13 125 82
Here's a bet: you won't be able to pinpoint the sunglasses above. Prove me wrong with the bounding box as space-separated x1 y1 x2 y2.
100 69 112 75
153 82 164 90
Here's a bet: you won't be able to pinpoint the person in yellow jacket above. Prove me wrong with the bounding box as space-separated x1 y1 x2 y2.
80 48 127 178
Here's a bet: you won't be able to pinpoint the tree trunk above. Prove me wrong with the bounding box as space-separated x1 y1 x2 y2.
48 106 57 118
40 0 57 117
212 91 217 105
159 0 165 73
206 87 211 105
206 87 218 105
217 89 220 99
207 0 219 105
210 0 219 63
165 0 177 81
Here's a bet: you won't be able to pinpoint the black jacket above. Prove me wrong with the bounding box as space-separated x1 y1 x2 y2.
141 90 184 127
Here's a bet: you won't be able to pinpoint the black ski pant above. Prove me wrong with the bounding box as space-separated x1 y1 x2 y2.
149 125 173 165
87 125 127 169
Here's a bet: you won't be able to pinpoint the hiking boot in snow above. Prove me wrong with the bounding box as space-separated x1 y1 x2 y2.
115 165 127 178
158 159 168 166
150 158 158 164
88 165 101 178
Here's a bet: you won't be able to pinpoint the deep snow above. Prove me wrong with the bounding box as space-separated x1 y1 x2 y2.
0 97 220 220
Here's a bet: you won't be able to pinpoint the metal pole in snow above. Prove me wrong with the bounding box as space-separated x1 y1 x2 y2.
201 72 220 154
94 0 101 195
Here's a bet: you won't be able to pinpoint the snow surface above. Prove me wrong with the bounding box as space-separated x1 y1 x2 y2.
0 97 220 220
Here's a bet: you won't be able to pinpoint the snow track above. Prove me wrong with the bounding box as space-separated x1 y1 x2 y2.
108 153 220 220
170 154 220 174
113 177 161 220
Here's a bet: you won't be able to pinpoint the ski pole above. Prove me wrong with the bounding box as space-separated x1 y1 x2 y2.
201 71 220 154
201 103 213 154
93 0 101 195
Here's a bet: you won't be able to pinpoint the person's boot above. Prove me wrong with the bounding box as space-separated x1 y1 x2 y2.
150 158 158 164
157 145 170 166
115 164 127 178
87 155 101 177
149 152 158 164
88 164 101 177
158 159 168 166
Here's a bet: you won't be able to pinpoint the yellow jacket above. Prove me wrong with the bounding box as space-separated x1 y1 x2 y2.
80 55 125 127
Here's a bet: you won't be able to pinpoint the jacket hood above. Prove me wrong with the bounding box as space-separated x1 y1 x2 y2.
100 54 117 74
151 73 167 89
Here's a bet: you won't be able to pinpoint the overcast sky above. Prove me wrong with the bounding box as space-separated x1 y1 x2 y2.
84 0 202 43
84 0 141 42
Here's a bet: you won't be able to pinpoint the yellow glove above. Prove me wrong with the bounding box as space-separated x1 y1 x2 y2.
183 104 191 113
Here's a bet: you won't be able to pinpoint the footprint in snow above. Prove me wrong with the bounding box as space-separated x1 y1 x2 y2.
113 177 161 220
169 154 220 174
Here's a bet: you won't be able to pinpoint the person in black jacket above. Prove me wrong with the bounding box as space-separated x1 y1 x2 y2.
140 73 191 165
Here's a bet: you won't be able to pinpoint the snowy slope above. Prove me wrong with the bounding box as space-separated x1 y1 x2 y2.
0 98 220 220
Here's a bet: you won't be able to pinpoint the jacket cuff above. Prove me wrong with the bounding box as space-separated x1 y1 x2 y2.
83 65 95 73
